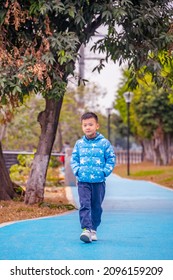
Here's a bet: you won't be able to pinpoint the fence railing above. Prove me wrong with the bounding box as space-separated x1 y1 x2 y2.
2 150 65 170
3 149 143 170
115 150 143 164
2 149 143 187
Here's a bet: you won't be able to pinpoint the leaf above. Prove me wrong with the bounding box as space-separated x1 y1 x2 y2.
42 53 55 65
68 7 75 18
1 95 7 105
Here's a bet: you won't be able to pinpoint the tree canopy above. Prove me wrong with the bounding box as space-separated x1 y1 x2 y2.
1 0 173 202
0 0 173 114
92 1 173 78
115 61 173 165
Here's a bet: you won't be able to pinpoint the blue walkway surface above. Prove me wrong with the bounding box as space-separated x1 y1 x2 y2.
0 174 173 260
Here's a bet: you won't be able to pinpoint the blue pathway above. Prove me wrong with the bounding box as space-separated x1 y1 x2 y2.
0 174 173 260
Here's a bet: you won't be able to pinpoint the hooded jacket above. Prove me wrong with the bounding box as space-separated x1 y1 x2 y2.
70 133 116 183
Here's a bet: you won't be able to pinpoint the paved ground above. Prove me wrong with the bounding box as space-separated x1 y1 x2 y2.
0 174 173 260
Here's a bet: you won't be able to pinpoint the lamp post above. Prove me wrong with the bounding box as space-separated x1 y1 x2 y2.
123 92 133 176
106 108 112 142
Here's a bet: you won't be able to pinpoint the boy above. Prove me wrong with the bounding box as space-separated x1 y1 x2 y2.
70 112 116 243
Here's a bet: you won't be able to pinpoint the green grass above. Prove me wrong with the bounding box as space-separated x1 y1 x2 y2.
160 176 173 183
132 170 164 177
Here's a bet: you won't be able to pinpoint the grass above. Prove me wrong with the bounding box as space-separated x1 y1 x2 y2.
132 170 164 176
114 161 173 190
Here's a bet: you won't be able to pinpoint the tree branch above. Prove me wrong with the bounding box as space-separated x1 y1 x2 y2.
83 15 103 42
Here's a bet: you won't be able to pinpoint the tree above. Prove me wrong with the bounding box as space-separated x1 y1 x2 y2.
93 0 173 89
0 142 17 200
133 81 173 165
0 0 172 203
115 65 173 165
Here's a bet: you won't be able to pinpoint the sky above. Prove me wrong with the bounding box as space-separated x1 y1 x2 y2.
69 26 125 114
83 54 123 110
83 25 126 113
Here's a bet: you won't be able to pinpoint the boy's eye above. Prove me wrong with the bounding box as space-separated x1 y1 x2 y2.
84 123 93 127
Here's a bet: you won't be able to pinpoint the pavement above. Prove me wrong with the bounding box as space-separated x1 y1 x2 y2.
0 174 173 260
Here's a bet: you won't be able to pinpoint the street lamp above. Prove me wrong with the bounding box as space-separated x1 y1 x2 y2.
106 108 112 142
123 92 133 176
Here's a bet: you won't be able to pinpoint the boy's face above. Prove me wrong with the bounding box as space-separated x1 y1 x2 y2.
82 117 99 139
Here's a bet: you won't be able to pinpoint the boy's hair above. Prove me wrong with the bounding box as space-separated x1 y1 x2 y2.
81 112 98 122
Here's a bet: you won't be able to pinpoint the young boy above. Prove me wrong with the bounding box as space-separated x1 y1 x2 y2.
70 112 116 243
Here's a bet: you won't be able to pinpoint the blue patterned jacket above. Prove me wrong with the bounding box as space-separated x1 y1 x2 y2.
70 133 116 183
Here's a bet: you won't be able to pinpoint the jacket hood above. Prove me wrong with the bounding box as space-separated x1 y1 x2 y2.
82 132 104 143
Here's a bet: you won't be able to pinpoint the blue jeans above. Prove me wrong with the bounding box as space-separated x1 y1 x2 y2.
77 181 105 231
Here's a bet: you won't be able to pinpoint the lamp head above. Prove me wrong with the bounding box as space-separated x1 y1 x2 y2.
123 92 133 103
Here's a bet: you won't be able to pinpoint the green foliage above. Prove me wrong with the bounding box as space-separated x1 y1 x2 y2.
134 87 173 136
39 202 76 211
1 96 44 150
10 154 34 183
17 154 34 167
0 0 172 114
10 163 30 183
49 156 61 168
92 0 173 87
10 153 64 187
13 185 25 198
115 65 173 140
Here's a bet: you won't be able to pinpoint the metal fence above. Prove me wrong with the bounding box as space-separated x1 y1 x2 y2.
115 150 143 164
2 150 143 187
3 149 143 170
2 150 65 170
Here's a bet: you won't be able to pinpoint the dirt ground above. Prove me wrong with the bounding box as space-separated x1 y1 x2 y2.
0 186 75 225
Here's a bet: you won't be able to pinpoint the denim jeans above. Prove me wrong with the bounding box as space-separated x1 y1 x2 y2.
77 181 105 231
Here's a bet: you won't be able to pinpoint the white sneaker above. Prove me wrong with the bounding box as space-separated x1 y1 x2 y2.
91 230 97 241
80 229 92 243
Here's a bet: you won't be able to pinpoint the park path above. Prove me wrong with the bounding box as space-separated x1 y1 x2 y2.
0 174 173 260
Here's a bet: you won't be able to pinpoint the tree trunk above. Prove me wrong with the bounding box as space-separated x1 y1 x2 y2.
24 96 63 204
152 126 172 166
142 139 154 161
0 124 7 141
142 133 173 166
157 133 172 165
0 142 17 200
